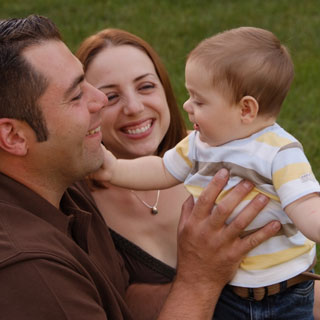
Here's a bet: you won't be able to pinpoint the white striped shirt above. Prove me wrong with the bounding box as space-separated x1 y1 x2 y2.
163 123 319 287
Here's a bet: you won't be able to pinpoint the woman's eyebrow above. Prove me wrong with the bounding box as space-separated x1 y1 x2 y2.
98 73 157 90
98 84 117 90
134 73 156 82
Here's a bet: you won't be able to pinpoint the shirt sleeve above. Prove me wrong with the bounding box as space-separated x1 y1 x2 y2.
163 133 194 182
272 144 320 208
0 258 108 320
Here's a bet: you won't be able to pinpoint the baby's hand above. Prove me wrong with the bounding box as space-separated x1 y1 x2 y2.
90 144 117 182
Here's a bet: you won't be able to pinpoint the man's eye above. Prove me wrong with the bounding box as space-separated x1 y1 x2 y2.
71 92 83 101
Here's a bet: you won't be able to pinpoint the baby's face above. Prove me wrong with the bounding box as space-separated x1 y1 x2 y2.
183 60 242 146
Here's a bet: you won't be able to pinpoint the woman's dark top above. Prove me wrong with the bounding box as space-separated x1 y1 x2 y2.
110 229 176 284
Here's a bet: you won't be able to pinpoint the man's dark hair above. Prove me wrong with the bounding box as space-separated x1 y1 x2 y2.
0 15 62 141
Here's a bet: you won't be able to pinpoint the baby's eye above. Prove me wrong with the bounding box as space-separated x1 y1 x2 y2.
191 97 203 106
194 101 203 106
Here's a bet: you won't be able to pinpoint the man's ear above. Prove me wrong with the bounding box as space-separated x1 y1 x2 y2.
0 119 29 156
239 96 259 124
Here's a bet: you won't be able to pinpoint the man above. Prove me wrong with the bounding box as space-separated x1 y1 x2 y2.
0 15 280 319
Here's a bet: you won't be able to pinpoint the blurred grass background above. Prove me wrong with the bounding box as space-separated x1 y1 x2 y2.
1 0 319 272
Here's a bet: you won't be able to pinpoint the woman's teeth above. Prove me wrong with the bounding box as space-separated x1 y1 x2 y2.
126 123 151 135
86 126 101 136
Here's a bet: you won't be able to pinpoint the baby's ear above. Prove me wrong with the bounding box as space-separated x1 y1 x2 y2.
239 96 259 124
0 119 29 156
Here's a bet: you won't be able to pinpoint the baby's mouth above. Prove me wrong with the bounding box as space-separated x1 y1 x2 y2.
193 123 200 131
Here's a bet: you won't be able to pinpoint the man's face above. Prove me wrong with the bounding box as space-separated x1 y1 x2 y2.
22 40 107 184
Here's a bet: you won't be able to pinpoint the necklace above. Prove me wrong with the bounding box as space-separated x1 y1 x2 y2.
131 190 160 215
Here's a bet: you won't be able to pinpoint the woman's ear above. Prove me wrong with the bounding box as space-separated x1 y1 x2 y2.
0 119 29 156
239 96 259 124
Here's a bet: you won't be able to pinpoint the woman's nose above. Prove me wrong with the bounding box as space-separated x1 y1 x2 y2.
123 94 144 115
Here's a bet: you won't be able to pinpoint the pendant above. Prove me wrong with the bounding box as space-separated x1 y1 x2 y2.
151 206 158 215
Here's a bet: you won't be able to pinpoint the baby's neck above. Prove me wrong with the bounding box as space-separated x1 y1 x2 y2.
238 115 276 141
205 115 277 147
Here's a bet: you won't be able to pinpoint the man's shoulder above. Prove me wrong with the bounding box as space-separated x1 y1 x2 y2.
0 200 81 268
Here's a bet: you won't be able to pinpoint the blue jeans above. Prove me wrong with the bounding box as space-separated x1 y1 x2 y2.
213 280 314 320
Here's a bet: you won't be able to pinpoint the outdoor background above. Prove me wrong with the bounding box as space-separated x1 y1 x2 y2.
1 0 319 272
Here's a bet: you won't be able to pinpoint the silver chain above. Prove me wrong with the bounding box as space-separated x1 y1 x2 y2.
131 190 160 215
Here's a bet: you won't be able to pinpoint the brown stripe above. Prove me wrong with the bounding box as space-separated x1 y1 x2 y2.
278 141 303 152
191 161 272 186
240 223 298 238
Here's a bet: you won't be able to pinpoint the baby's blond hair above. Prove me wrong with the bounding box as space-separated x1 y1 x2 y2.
188 27 294 117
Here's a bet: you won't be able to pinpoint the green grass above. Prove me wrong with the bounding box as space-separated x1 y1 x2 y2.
1 0 319 272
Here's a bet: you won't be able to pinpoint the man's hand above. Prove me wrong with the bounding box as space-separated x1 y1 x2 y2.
158 168 281 320
177 168 279 287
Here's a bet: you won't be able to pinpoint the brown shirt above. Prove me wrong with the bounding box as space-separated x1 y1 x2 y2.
0 173 133 319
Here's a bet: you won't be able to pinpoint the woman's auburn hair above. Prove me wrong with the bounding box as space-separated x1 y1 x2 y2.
76 28 187 157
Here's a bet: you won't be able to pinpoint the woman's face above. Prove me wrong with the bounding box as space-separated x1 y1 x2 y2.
85 45 170 159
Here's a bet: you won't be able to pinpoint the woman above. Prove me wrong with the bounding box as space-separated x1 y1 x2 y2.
76 28 188 284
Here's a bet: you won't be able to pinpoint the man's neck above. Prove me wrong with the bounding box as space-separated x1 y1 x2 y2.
0 161 65 208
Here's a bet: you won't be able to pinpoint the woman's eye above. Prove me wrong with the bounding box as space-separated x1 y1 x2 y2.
106 92 120 105
139 83 155 91
106 93 119 101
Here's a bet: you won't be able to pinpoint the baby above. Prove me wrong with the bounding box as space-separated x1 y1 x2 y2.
98 27 320 318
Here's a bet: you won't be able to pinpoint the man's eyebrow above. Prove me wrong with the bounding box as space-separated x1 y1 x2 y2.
64 74 85 100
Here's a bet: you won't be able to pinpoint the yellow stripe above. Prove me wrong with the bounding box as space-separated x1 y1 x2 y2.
273 162 312 190
216 187 279 203
255 131 292 147
185 184 204 198
185 185 279 202
240 240 315 270
176 136 193 168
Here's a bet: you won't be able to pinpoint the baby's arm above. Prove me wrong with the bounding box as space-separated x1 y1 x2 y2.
95 146 180 190
113 156 180 190
285 193 320 242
